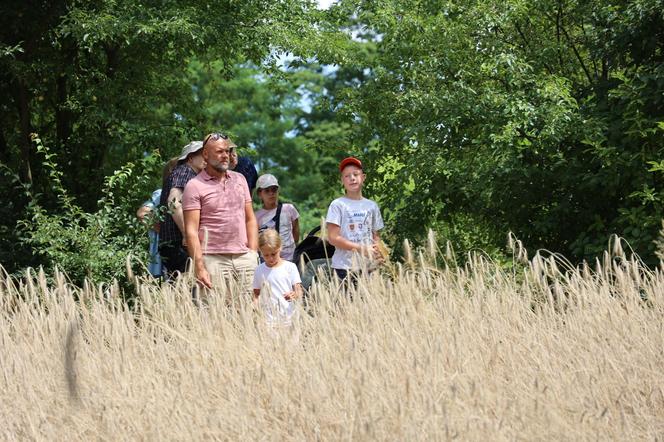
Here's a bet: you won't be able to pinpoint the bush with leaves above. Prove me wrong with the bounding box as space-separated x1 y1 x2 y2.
312 0 664 266
16 135 162 290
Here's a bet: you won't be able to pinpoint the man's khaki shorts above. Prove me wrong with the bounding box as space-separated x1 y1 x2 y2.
200 251 259 307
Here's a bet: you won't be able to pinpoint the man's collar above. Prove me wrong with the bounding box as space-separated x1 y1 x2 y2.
201 169 233 181
200 169 216 181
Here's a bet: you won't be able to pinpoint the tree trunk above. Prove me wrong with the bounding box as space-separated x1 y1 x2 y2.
13 80 33 184
0 123 8 165
55 75 73 148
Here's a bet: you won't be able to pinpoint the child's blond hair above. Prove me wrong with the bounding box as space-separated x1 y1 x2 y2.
258 229 282 251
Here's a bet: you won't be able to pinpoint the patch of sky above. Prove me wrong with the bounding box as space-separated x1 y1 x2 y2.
317 0 338 10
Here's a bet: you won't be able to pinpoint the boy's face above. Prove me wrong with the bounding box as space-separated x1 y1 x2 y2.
258 186 279 205
260 245 281 267
341 165 365 192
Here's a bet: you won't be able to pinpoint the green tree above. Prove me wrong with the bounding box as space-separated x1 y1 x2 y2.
184 59 345 235
0 0 316 276
1 0 315 206
314 0 664 264
15 135 162 286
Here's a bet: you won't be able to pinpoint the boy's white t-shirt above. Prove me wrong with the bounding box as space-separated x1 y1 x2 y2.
325 196 384 270
255 203 299 261
252 260 302 325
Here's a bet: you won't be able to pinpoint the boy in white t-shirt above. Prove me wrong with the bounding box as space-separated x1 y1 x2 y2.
326 157 385 284
253 229 303 327
255 174 300 261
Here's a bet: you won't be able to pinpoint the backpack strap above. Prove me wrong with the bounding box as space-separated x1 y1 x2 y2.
273 202 283 233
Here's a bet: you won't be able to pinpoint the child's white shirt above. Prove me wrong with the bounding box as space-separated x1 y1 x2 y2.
325 196 384 270
252 260 302 325
256 203 299 261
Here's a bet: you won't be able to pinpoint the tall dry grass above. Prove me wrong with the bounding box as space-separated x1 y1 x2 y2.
1 236 663 440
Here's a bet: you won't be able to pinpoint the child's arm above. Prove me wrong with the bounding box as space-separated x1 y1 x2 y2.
372 231 387 263
292 217 300 245
327 223 363 253
136 204 152 221
284 283 303 301
327 223 378 258
293 282 303 299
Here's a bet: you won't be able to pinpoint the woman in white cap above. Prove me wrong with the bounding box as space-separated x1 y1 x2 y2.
255 173 300 261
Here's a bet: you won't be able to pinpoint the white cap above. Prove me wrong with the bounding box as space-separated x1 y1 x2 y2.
256 174 279 189
178 141 204 161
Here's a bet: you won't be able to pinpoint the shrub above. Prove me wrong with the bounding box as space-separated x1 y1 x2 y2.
16 135 162 291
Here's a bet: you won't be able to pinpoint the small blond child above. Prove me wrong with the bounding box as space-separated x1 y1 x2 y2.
255 174 300 261
252 229 303 327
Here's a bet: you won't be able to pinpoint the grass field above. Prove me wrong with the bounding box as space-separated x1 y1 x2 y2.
1 239 663 440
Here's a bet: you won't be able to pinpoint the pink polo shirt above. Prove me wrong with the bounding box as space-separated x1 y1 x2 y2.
182 170 252 254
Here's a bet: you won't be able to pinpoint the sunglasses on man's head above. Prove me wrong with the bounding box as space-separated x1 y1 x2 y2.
203 132 230 147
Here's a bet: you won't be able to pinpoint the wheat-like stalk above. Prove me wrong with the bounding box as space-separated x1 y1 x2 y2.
0 239 662 440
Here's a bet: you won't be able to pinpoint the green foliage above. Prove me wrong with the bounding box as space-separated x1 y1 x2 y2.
16 135 161 288
656 220 664 264
314 0 664 265
185 60 342 236
0 0 317 274
2 0 664 280
0 0 316 207
0 165 34 274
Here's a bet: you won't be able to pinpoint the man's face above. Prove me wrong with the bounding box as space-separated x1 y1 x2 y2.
204 138 234 174
340 165 365 192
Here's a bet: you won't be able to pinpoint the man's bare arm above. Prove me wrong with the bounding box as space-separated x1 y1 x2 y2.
245 201 258 251
184 209 211 288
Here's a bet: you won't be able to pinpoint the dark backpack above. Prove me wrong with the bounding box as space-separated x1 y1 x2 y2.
293 226 336 293
293 226 335 270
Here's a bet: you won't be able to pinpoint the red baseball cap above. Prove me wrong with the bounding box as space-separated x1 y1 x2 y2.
339 156 363 172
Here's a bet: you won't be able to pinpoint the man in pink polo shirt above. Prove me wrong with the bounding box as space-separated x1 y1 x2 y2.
182 132 259 305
